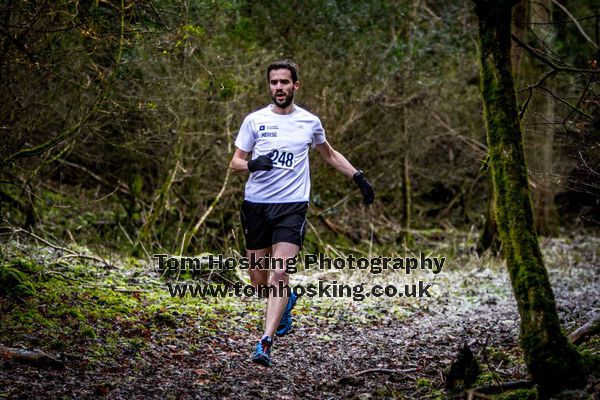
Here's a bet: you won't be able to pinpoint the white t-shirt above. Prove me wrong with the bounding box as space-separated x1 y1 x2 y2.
235 104 327 203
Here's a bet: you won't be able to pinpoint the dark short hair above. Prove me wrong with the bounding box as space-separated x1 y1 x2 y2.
267 59 299 83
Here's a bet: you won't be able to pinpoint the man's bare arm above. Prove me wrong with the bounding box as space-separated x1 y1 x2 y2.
315 141 375 204
230 148 250 173
315 141 357 178
230 148 274 173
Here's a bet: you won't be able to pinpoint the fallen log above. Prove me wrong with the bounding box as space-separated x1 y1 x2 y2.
0 345 64 369
568 312 600 345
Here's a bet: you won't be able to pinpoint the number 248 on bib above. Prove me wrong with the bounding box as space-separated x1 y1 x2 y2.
270 150 294 170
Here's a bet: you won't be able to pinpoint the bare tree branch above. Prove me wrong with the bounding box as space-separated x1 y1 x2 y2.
579 152 600 176
538 85 593 119
517 70 556 119
511 33 599 74
550 0 599 49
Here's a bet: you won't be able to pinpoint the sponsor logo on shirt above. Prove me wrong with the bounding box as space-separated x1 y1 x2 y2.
261 132 277 137
259 125 279 131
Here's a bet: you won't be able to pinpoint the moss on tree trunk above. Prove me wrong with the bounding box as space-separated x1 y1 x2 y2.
472 0 589 396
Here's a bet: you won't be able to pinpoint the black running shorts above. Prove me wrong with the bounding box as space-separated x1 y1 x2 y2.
240 200 308 250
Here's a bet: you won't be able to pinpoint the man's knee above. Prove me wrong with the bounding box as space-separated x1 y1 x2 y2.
270 269 288 284
249 271 268 287
248 264 269 288
250 276 265 287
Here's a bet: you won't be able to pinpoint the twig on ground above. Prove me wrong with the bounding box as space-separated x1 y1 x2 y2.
6 226 115 268
354 367 418 377
56 253 113 268
9 227 76 255
44 270 77 282
112 288 148 293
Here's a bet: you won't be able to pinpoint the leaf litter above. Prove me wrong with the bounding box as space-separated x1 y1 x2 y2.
0 234 598 399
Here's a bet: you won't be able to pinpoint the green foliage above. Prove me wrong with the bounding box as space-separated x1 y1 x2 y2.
474 371 499 386
416 377 433 388
486 346 513 366
0 259 38 298
0 265 33 297
0 244 250 363
495 388 538 400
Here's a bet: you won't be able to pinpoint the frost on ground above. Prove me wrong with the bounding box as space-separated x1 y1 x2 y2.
0 234 598 399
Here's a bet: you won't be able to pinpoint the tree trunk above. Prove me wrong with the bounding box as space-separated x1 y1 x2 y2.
401 104 412 247
398 0 420 248
472 0 588 396
477 175 500 255
512 0 558 236
528 0 558 236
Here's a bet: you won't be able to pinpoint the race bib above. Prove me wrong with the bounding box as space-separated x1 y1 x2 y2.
270 149 295 170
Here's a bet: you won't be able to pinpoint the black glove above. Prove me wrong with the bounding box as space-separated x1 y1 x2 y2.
248 152 274 172
353 170 375 205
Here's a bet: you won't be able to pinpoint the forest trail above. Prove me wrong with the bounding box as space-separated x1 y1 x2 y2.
1 237 598 399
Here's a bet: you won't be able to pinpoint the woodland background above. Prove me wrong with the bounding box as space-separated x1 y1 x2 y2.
1 0 598 254
0 1 598 399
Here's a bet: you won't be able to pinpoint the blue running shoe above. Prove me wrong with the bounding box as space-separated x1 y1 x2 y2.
251 335 273 367
276 292 298 337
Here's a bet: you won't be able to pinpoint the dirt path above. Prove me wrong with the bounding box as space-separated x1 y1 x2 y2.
1 237 598 399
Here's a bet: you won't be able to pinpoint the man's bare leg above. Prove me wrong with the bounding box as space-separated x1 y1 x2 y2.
247 247 271 289
262 241 299 338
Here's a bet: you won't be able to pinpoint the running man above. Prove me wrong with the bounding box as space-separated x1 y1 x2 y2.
229 59 375 367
